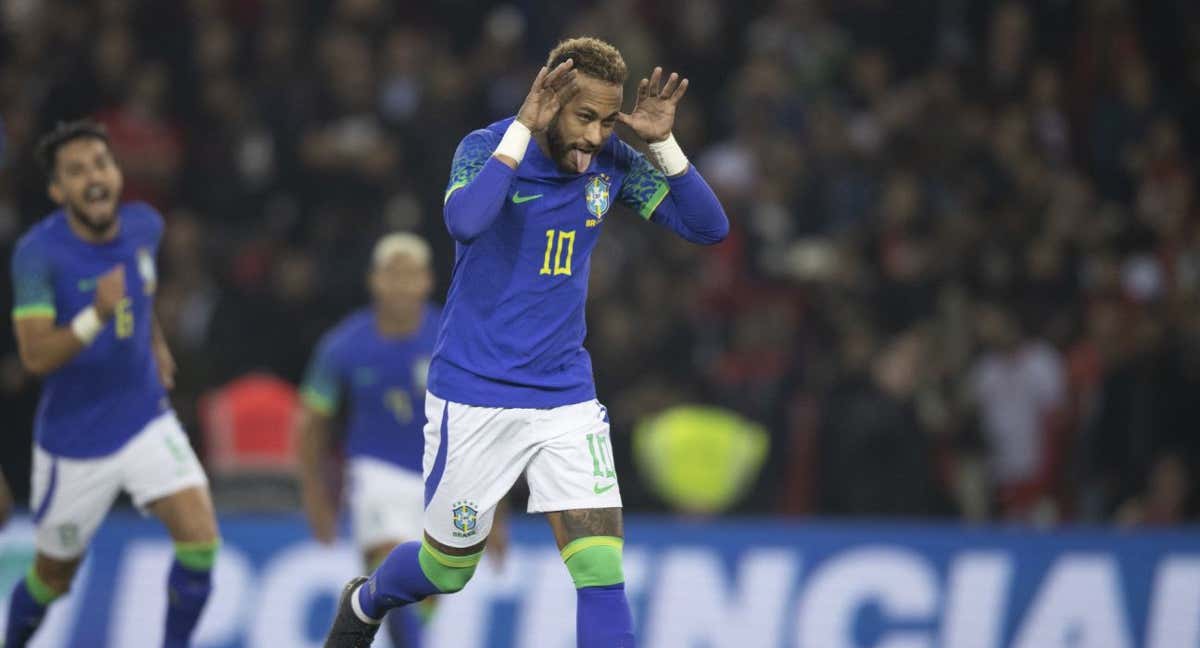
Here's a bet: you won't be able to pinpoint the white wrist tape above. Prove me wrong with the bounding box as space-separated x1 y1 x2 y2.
71 306 104 345
647 133 689 176
494 120 532 164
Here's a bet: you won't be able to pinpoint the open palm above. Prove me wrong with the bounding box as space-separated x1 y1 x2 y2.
619 67 689 143
516 59 578 133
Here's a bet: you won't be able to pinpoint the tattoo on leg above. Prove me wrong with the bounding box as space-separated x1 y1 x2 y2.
557 507 623 542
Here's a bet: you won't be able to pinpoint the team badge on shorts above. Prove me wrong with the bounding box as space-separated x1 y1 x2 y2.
585 174 612 224
451 500 479 538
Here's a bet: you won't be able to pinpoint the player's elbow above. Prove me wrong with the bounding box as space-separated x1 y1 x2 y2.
693 216 729 246
445 220 480 244
443 206 482 243
709 217 731 244
17 347 53 377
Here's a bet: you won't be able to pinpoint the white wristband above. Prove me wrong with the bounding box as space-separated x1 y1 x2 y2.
647 133 689 176
71 306 104 345
494 120 532 164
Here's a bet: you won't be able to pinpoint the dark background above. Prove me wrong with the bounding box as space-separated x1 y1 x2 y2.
1 0 1198 525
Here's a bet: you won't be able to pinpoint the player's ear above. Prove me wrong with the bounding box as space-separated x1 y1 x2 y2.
367 267 380 295
47 179 65 205
418 266 434 296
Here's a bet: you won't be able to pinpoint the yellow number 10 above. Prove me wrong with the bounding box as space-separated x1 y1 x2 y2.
540 229 575 276
115 298 134 339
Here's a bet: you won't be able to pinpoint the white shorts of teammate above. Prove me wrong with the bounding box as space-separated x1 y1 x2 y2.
346 456 424 550
422 392 622 548
30 411 209 560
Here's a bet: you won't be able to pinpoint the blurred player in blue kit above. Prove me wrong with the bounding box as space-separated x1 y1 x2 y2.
298 233 445 648
324 36 729 648
5 120 219 648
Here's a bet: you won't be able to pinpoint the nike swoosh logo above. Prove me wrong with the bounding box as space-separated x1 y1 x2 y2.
594 482 617 495
512 192 543 204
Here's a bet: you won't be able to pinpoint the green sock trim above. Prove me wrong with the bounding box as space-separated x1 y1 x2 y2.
419 540 483 569
418 541 482 593
562 536 625 589
560 536 623 562
25 567 61 605
174 539 221 571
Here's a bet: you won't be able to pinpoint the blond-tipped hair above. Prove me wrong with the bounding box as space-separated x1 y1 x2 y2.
546 36 626 84
372 232 431 269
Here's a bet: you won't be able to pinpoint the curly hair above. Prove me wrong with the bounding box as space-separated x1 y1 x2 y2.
546 37 627 85
35 119 110 175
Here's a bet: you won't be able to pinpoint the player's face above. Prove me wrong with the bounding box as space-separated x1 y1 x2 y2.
48 138 123 235
548 75 623 174
370 252 432 320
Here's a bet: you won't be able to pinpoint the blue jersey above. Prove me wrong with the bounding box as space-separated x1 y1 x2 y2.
299 305 439 472
10 202 168 458
430 117 672 408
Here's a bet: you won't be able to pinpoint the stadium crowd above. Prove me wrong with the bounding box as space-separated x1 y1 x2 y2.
0 0 1198 524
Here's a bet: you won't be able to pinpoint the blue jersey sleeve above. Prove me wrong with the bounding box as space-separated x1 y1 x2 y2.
616 144 670 219
444 129 500 203
11 235 56 320
300 333 345 416
648 167 730 245
615 140 728 244
442 128 516 242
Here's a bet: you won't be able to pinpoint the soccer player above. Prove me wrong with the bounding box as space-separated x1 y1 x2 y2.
5 120 219 648
298 233 441 647
324 37 728 648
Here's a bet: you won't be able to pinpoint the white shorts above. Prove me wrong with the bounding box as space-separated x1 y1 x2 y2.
31 411 209 560
422 392 622 548
346 456 424 550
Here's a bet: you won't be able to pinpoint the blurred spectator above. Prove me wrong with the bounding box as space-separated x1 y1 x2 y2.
966 302 1066 521
97 61 184 207
1115 453 1191 527
0 469 11 529
817 327 952 516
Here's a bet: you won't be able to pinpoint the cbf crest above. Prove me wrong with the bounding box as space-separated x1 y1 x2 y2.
584 174 612 227
451 500 479 538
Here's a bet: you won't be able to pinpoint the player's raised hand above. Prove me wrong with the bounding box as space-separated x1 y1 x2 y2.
94 264 126 320
516 59 578 133
619 67 689 143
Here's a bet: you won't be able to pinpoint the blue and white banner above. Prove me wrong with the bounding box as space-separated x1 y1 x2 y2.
1 514 1197 647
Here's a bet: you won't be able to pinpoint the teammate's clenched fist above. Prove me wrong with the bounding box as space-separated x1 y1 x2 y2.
93 264 125 320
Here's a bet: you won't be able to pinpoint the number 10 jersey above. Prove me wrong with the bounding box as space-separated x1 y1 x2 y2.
431 117 670 409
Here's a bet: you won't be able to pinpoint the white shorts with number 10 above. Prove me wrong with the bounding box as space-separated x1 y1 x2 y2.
422 391 622 548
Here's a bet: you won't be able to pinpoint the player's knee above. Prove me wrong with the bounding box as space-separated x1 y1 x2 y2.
33 556 79 598
417 540 482 594
174 538 221 572
27 568 68 604
561 536 625 589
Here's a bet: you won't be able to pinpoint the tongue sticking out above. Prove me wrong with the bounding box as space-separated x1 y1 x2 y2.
569 149 593 173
